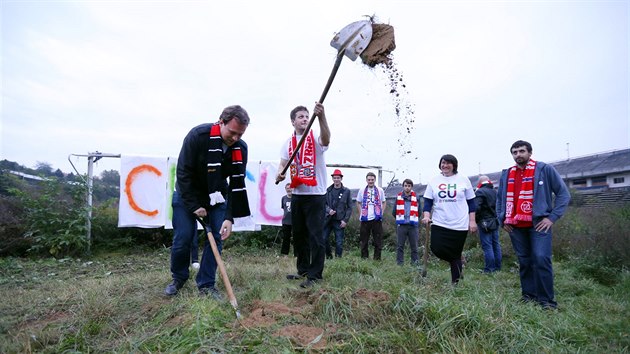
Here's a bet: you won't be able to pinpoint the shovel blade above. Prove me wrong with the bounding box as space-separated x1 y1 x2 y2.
330 20 373 61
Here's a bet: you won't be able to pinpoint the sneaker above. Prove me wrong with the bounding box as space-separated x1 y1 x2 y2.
199 287 223 300
299 279 317 288
191 262 200 270
164 280 184 296
286 274 306 280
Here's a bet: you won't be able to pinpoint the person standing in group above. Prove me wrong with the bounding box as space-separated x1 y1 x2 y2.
475 175 502 273
356 172 386 260
392 179 420 266
276 103 331 288
165 105 251 299
421 154 477 284
496 140 570 309
323 169 353 259
280 183 295 257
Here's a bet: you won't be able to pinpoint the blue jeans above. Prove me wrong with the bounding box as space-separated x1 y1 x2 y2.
478 228 502 272
396 224 419 265
323 219 345 258
509 226 556 307
171 191 225 289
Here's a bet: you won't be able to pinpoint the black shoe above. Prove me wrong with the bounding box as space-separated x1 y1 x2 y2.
286 274 305 280
199 287 223 300
326 255 333 260
299 279 317 288
164 280 184 296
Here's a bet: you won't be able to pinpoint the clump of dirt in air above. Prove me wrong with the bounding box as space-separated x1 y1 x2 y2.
361 20 417 173
360 23 396 67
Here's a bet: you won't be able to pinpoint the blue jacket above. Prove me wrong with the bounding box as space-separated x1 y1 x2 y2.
496 161 570 226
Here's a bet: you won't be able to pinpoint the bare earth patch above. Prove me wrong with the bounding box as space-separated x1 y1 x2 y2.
352 288 391 303
273 325 327 349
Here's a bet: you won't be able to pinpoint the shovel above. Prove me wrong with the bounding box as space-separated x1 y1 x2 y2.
195 216 242 320
276 20 373 183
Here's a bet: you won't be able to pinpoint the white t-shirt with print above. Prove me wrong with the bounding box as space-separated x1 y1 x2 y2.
423 173 475 231
280 134 328 195
356 186 385 221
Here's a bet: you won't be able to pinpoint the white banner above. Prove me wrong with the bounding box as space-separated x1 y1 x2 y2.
117 156 284 231
118 155 168 228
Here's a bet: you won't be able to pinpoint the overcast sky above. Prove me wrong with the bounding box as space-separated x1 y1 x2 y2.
2 0 628 188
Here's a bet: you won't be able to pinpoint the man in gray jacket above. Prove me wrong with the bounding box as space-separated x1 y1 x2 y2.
496 140 570 309
323 169 353 258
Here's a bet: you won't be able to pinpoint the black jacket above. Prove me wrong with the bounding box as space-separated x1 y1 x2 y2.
475 183 497 222
325 184 353 223
175 123 249 221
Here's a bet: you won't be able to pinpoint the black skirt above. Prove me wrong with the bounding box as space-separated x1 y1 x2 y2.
430 224 467 262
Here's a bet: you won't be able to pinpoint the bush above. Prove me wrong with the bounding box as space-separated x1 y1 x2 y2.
0 194 30 256
10 179 88 257
554 204 630 269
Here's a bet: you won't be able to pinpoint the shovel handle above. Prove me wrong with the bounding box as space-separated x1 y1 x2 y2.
276 52 346 184
195 216 240 316
423 222 431 277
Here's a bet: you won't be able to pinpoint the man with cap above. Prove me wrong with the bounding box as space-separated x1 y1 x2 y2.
323 169 353 259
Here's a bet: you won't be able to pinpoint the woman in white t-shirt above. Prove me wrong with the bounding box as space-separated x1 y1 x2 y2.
422 154 477 284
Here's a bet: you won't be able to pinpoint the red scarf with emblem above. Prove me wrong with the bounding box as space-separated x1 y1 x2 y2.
288 130 317 188
505 159 536 224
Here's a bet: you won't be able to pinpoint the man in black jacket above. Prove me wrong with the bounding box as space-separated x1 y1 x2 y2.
323 169 353 258
475 175 502 273
165 105 251 298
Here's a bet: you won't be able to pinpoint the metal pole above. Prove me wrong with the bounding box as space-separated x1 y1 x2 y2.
68 152 120 255
86 155 94 254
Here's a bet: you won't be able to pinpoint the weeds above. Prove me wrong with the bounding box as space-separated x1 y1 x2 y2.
0 248 628 353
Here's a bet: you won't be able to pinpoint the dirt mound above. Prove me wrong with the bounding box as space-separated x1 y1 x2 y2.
274 325 327 349
352 288 391 303
239 300 304 328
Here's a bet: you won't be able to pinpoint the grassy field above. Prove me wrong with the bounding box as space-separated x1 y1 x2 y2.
1 245 628 353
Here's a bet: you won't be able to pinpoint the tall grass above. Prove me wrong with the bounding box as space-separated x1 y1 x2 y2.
1 245 628 353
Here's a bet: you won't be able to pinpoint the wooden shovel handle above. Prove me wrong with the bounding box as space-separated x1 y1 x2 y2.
195 217 239 311
276 52 345 183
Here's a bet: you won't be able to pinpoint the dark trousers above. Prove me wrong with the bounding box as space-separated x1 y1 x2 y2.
509 226 556 308
280 224 294 256
396 224 419 265
323 219 345 258
360 220 383 260
291 194 326 280
171 191 225 289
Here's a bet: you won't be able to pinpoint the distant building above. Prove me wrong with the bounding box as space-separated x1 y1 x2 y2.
379 148 630 208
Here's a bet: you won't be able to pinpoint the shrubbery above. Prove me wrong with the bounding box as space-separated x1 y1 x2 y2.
9 178 88 257
2 165 629 278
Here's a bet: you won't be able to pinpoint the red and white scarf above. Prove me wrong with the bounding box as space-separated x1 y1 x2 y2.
288 130 317 188
395 191 419 225
505 159 536 224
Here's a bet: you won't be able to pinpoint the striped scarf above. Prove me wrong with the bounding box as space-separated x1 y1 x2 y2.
395 191 419 225
505 159 536 224
206 123 250 218
288 130 317 188
360 186 382 221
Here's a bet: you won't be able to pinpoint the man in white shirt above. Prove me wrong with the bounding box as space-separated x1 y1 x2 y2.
356 172 386 260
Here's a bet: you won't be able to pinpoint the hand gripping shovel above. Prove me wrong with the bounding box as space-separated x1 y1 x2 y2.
276 20 373 183
195 216 241 319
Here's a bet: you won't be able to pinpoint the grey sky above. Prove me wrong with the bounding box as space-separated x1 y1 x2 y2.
2 0 628 188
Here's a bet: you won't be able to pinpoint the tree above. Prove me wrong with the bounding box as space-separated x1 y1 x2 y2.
100 170 120 186
35 161 53 176
54 168 65 179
